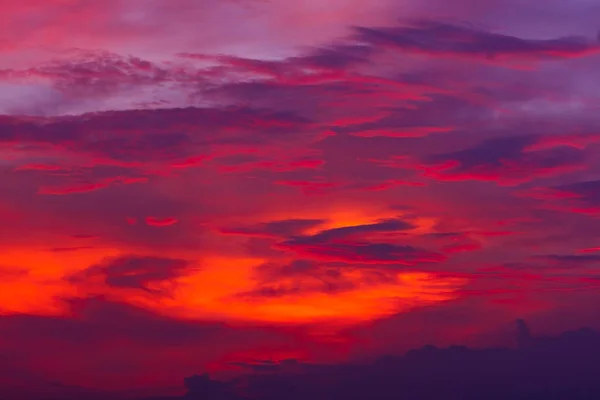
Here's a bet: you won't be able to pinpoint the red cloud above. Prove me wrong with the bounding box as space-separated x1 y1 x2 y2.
352 126 455 138
145 217 179 227
276 180 339 195
37 176 148 195
38 182 110 195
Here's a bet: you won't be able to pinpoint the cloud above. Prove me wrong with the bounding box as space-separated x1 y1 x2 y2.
3 1 600 397
353 20 600 62
194 322 600 400
422 135 586 185
278 219 444 265
221 219 326 237
146 217 179 227
290 219 415 241
236 260 366 299
535 254 600 265
37 176 148 195
1 298 219 345
556 180 600 207
0 106 311 165
0 297 296 394
72 255 191 293
523 180 600 215
281 241 446 264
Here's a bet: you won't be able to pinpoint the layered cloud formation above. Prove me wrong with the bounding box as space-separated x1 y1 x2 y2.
1 0 600 397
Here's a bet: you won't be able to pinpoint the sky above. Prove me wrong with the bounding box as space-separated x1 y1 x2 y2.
1 0 600 398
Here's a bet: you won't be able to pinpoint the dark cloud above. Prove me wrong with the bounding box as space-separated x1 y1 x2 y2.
295 219 415 243
285 242 446 264
536 254 600 264
0 298 221 346
525 180 600 216
72 255 192 292
8 316 600 399
237 260 364 299
300 43 375 69
556 180 600 206
0 298 295 398
182 373 240 400
276 219 443 264
237 279 356 299
353 20 599 61
221 219 326 238
0 107 311 164
260 260 321 278
424 135 585 185
164 321 600 400
20 51 175 96
329 95 491 138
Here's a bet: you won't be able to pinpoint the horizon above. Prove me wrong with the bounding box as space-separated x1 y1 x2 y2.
3 319 597 399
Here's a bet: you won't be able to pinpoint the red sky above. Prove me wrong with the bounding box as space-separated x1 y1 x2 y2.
1 0 600 397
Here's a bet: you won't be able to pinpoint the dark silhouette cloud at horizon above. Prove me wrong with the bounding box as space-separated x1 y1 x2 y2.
127 320 600 400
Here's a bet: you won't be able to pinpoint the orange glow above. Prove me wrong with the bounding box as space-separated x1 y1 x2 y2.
0 202 458 327
0 247 121 315
163 261 464 325
0 244 464 327
0 193 459 328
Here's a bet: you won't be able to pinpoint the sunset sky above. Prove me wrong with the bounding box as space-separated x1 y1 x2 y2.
1 0 600 398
